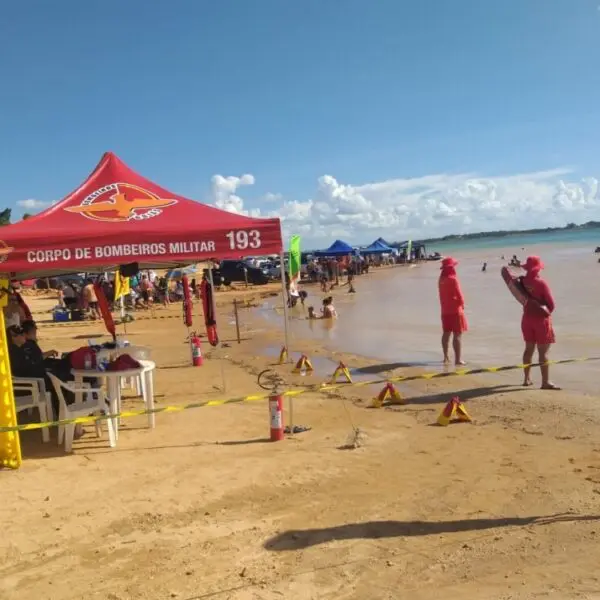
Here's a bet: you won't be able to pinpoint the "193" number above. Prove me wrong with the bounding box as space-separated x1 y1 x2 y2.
225 230 261 250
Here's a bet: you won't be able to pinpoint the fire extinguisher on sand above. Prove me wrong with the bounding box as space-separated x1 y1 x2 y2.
190 333 203 367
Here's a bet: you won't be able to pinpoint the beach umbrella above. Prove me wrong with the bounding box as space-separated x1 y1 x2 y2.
166 265 198 280
93 282 116 341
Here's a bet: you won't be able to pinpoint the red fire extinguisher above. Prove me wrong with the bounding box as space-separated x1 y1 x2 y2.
190 333 203 367
269 393 284 441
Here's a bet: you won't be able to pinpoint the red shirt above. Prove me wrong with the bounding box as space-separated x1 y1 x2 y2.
439 275 465 315
522 274 554 318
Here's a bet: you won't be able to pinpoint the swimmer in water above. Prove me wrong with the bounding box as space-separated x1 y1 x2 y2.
322 296 338 319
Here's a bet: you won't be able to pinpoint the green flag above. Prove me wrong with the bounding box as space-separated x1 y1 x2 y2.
288 235 301 282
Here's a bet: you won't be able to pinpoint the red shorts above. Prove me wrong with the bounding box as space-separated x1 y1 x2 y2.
521 315 555 345
441 312 468 334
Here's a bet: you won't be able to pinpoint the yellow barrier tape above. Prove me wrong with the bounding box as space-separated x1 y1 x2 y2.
1 356 598 434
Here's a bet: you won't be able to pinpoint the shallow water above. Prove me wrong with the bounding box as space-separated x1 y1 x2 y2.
260 240 600 394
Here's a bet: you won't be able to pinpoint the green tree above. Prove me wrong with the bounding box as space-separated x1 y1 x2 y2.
0 208 11 226
22 213 32 220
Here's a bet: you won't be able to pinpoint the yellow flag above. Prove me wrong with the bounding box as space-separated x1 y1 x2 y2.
114 272 130 300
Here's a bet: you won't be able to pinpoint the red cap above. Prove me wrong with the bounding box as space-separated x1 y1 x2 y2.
524 256 544 272
440 257 458 268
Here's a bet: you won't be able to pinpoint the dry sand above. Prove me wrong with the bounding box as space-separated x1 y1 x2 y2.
2 275 600 600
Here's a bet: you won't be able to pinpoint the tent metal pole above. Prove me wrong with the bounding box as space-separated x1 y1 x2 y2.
279 250 293 431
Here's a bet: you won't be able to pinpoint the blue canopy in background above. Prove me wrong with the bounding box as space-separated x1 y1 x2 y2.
166 265 198 279
314 239 354 256
360 239 394 254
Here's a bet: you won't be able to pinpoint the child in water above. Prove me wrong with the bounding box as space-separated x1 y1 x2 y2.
307 296 338 319
322 296 338 319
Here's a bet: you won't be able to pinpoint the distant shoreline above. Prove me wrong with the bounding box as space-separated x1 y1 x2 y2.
398 220 600 246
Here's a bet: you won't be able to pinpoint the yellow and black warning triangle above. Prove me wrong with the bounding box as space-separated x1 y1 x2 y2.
437 396 472 426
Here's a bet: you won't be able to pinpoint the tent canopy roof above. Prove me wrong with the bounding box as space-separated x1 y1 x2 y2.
0 152 282 278
360 239 394 253
314 239 354 256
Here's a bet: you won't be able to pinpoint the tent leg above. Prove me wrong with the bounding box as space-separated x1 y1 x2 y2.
0 309 21 469
279 251 293 432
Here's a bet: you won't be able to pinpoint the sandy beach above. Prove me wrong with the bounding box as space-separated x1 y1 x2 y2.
2 261 600 600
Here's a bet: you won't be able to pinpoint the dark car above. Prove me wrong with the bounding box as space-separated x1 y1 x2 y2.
205 260 269 286
35 274 86 290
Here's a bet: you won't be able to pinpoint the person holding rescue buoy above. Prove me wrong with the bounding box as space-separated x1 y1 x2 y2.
519 256 559 390
438 257 467 365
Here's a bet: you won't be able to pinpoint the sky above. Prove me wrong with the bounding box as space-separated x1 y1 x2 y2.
1 0 599 247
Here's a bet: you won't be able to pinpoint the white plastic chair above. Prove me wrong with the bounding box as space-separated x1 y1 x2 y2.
118 347 152 395
47 373 116 453
12 378 51 443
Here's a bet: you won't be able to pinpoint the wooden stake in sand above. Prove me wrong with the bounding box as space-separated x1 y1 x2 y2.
233 299 241 344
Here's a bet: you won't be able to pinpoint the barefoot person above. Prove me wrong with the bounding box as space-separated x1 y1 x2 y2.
438 257 467 365
520 256 559 389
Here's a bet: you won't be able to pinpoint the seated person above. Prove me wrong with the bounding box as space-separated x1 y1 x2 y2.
7 325 30 377
4 293 27 328
21 320 59 362
8 323 62 420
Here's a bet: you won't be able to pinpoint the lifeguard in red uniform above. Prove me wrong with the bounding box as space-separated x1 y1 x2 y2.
438 257 467 365
520 256 560 389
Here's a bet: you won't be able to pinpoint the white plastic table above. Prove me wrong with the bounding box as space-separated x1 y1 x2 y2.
71 363 156 437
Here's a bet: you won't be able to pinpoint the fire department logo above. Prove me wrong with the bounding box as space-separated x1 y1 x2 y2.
0 240 14 264
64 183 177 223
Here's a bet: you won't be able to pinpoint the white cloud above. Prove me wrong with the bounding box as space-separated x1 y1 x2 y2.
261 192 283 203
210 174 258 216
17 198 48 210
209 168 600 248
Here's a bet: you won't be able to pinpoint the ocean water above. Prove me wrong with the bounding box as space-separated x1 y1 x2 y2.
263 229 600 394
428 227 600 253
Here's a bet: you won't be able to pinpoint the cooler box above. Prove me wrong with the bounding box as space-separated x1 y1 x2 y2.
53 309 69 322
70 309 85 322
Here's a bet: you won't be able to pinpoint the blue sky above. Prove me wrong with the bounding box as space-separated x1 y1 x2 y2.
1 0 599 244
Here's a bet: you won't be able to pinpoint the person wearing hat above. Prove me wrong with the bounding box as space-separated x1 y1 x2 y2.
520 256 559 389
438 257 467 365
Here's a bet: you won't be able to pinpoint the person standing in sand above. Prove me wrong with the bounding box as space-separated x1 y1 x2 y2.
438 257 467 365
520 256 560 390
82 279 101 320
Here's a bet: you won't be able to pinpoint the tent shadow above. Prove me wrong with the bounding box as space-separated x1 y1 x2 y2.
264 514 600 551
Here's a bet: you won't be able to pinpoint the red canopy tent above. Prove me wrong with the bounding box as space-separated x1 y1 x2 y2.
0 152 282 278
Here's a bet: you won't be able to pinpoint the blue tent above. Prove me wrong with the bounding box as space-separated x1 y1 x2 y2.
360 239 394 254
374 237 394 247
314 239 354 257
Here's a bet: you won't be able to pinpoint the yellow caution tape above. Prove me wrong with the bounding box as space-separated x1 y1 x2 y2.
1 356 597 434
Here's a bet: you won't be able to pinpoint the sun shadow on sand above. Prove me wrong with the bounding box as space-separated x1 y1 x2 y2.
354 361 441 374
264 513 600 551
216 438 271 446
406 384 522 406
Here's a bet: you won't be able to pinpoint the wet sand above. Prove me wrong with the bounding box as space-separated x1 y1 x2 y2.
1 275 600 600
